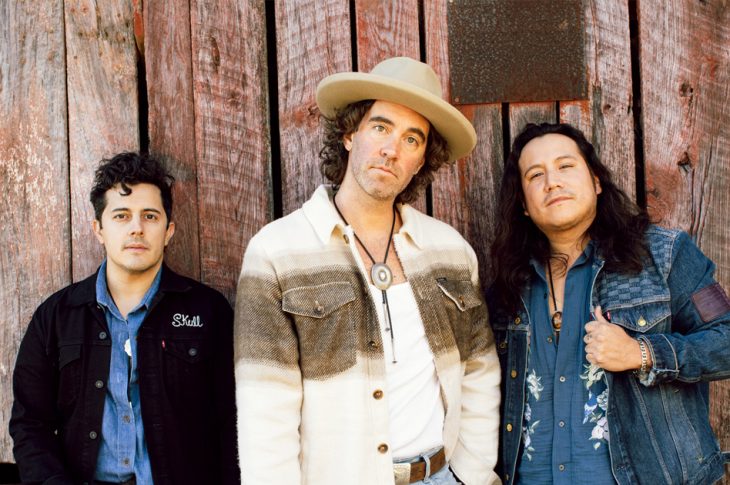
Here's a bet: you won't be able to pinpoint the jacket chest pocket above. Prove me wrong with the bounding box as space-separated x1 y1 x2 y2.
162 337 211 402
607 300 671 336
436 278 483 357
282 281 357 379
57 343 83 410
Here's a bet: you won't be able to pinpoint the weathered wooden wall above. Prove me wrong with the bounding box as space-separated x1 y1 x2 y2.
1 0 728 480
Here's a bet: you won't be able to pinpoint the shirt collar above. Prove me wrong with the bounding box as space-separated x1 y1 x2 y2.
95 259 163 317
302 184 426 249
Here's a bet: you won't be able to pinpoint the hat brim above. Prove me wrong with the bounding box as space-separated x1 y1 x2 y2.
316 72 477 162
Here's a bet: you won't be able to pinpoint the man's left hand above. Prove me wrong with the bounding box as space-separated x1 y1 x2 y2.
584 305 644 372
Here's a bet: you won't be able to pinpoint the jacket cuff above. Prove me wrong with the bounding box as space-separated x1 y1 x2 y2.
636 334 679 386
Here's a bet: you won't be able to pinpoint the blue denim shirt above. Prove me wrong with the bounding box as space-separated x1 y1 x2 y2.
488 227 730 485
517 243 614 484
94 260 159 483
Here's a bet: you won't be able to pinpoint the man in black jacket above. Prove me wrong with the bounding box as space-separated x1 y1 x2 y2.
10 153 240 485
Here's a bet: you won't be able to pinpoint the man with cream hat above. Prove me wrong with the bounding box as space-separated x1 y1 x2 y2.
235 56 501 485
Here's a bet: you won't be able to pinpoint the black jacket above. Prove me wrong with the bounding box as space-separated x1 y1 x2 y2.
10 265 240 485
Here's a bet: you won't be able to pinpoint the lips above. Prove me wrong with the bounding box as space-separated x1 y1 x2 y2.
546 195 572 206
124 242 148 251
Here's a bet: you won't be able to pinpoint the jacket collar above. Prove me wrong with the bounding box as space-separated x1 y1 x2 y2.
67 263 191 307
302 184 426 249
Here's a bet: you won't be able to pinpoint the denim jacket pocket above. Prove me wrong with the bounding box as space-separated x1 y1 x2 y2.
607 300 671 334
283 281 357 379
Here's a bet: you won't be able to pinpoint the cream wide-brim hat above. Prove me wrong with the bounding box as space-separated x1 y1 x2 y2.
316 56 477 162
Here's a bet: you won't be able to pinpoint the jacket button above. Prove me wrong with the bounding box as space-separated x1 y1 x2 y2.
98 331 107 340
510 370 517 378
638 316 647 327
458 296 465 306
514 317 521 325
368 340 379 350
343 234 350 244
314 301 324 315
499 342 507 349
506 423 513 432
373 389 383 400
188 348 198 357
94 380 104 389
378 443 388 453
89 431 98 439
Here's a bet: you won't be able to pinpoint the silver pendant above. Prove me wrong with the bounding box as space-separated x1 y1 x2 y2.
371 263 393 290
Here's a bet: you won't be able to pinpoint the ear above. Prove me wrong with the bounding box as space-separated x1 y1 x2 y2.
92 219 104 245
164 221 176 247
343 132 353 151
594 175 602 195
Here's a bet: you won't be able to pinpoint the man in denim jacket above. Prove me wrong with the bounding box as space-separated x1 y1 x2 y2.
487 122 730 484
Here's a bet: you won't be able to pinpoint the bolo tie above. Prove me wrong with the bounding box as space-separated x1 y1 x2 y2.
547 262 563 345
333 195 398 363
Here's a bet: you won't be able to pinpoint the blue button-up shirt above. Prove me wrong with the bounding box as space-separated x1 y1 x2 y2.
94 260 159 483
517 243 614 484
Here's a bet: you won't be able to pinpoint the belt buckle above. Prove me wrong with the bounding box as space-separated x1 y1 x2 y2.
393 462 411 485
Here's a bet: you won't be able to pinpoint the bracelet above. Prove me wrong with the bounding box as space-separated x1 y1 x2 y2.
637 339 648 374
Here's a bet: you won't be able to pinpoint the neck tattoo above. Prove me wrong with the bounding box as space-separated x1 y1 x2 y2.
333 193 398 363
547 261 563 345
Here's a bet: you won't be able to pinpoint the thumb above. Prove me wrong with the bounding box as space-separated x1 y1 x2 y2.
593 305 610 324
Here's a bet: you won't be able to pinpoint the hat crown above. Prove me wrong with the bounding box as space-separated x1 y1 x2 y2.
370 57 443 98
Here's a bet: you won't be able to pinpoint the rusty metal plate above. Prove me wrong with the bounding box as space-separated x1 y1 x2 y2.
447 0 587 104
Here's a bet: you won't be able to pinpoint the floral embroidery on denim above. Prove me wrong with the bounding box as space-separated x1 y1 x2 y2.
522 369 544 461
581 363 610 449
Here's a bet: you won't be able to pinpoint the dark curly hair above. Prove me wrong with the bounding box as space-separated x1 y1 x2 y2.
319 100 451 204
490 123 650 313
90 152 175 227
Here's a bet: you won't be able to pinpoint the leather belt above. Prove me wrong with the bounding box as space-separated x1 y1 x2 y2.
393 447 447 485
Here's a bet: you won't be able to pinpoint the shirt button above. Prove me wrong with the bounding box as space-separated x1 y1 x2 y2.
559 376 566 383
89 431 98 439
547 336 553 343
559 464 566 471
506 423 513 432
368 340 379 350
373 390 384 400
188 347 198 357
98 331 107 340
510 370 517 378
378 443 388 453
122 458 130 466
559 420 565 427
94 380 104 389
123 415 131 423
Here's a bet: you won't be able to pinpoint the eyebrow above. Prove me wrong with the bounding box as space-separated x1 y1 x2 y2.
110 208 162 214
368 115 427 143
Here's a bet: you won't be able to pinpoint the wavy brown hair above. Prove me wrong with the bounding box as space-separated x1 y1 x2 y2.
490 123 650 313
319 100 451 204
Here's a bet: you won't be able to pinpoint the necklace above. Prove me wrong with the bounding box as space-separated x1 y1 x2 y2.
547 261 563 344
333 194 398 363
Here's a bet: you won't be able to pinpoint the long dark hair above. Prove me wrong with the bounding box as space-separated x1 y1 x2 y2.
490 123 650 313
319 100 451 204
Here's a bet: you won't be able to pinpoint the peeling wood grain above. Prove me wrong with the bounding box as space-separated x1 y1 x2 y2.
277 0 351 215
560 0 636 199
144 0 200 279
0 0 69 462
65 0 140 281
191 0 270 301
639 1 730 471
425 0 505 288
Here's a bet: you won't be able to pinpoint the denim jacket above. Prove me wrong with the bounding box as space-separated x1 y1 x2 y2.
488 226 730 485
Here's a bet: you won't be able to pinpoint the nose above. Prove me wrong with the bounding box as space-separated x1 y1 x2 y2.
379 135 398 160
129 215 144 235
544 169 563 192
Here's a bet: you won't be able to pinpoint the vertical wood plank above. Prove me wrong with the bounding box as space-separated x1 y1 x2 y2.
191 0 270 301
425 0 504 287
144 0 200 279
0 0 69 462
638 1 730 470
277 0 351 215
65 0 140 280
355 0 420 71
560 0 636 199
509 102 557 144
355 0 424 211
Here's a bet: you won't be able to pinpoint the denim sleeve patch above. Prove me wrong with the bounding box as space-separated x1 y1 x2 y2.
691 283 730 323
